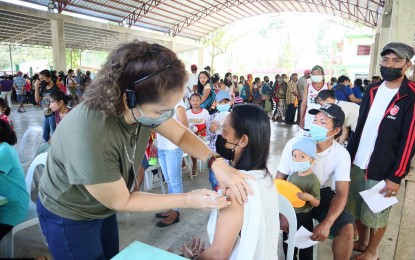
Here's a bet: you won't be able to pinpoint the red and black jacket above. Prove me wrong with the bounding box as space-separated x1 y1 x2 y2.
347 76 415 184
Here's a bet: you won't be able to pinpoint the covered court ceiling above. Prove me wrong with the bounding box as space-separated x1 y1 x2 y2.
18 0 385 40
0 2 201 52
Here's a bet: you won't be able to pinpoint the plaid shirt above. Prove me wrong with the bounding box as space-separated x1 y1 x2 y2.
285 80 298 105
13 76 26 94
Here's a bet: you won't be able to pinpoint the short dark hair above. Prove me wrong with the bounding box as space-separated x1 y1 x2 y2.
337 75 349 84
211 73 220 84
0 119 17 145
315 89 335 103
50 90 69 105
354 79 363 86
68 69 74 74
229 104 271 175
39 69 52 78
333 118 343 139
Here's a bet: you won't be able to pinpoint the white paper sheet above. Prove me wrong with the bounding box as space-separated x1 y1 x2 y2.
285 226 319 249
359 180 398 214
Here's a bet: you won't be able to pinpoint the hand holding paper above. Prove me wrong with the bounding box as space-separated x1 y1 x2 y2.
285 226 319 249
359 180 398 214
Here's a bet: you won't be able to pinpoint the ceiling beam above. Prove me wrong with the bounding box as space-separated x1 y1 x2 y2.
121 0 162 27
57 0 72 14
4 21 50 44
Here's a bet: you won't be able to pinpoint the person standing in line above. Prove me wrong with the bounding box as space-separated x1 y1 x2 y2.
13 72 27 113
275 74 288 122
0 75 13 110
34 70 60 142
285 73 299 124
296 70 311 124
299 65 331 130
155 100 187 227
347 42 415 260
184 64 199 109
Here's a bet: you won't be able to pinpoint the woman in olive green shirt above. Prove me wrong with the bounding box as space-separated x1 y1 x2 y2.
37 41 253 259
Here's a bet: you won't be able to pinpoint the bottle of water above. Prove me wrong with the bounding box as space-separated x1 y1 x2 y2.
148 139 158 166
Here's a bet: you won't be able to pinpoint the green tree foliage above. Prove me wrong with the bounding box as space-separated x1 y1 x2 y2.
66 49 81 70
0 45 52 71
203 26 233 74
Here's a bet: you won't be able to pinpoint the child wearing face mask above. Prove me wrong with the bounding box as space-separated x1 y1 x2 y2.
283 137 321 260
205 90 232 190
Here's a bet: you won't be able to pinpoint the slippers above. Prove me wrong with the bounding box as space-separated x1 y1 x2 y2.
353 247 365 253
355 254 379 260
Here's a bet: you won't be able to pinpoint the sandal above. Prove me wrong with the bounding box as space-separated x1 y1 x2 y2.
191 169 198 177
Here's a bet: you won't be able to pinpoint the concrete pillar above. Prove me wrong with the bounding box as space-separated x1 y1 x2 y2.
50 19 66 72
164 41 175 52
370 0 415 77
389 0 415 43
369 31 381 77
198 47 204 72
122 33 132 43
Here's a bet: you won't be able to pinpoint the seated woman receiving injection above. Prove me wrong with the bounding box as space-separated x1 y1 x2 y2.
182 104 280 259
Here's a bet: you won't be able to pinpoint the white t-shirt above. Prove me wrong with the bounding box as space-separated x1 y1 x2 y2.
186 73 198 93
157 101 185 150
278 135 351 190
337 100 360 131
353 82 399 169
186 108 210 136
304 82 329 130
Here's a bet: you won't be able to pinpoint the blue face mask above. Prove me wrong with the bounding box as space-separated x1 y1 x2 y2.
310 123 330 142
291 161 311 173
133 105 175 128
217 104 230 113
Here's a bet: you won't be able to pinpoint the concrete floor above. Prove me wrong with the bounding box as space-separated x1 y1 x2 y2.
7 104 400 259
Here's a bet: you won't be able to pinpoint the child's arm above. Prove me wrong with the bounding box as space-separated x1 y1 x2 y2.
297 192 320 207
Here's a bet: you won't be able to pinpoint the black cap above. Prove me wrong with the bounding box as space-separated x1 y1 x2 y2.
309 103 345 125
204 66 211 70
381 42 414 60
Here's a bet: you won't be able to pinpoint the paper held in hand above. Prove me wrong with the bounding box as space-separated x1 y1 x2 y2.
359 180 398 214
284 226 319 249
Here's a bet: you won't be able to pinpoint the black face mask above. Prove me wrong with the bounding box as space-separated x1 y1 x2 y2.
215 135 239 161
40 80 47 88
380 65 405 81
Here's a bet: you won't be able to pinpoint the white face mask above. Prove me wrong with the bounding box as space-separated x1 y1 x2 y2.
311 75 323 83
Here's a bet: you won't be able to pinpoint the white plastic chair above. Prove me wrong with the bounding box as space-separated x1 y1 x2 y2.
0 152 48 258
17 126 42 169
279 194 297 260
143 164 165 194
